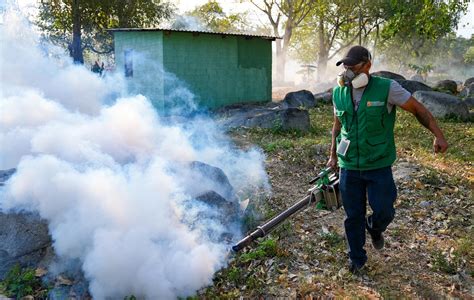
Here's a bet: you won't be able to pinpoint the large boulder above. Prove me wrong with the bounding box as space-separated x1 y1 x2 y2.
0 169 15 187
459 82 474 98
188 161 237 202
280 90 317 109
464 77 474 86
218 107 311 131
0 212 51 279
313 91 332 104
0 168 52 279
396 79 433 94
464 97 474 109
371 71 406 81
413 91 470 120
434 80 458 94
245 108 310 131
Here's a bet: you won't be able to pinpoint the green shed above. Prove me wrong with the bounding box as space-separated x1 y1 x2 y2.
109 28 275 110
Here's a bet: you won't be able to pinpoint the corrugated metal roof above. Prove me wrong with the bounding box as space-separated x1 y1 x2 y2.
108 27 279 40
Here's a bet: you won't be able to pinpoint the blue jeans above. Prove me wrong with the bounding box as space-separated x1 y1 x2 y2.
339 166 397 267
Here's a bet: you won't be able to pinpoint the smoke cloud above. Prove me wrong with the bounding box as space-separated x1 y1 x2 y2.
0 9 269 299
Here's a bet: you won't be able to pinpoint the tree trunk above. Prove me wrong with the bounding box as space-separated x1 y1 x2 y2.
316 19 328 81
71 0 84 64
277 24 293 85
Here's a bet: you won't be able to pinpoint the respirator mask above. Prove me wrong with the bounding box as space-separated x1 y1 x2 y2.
337 64 369 89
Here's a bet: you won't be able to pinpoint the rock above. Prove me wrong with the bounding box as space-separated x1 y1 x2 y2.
464 77 474 86
395 79 433 94
0 212 51 279
412 91 470 120
371 71 406 81
460 82 474 98
313 91 332 104
434 80 458 94
419 201 431 208
280 90 317 109
464 97 474 109
188 161 237 202
185 190 240 243
218 107 311 131
0 168 16 186
247 108 310 131
410 74 424 82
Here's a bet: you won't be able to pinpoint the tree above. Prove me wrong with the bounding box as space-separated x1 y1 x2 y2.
182 0 248 33
378 0 469 69
464 46 474 64
37 0 174 64
290 0 385 80
248 0 315 83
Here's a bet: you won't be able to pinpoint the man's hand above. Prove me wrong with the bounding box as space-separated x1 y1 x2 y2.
400 97 449 154
326 155 338 169
434 136 448 153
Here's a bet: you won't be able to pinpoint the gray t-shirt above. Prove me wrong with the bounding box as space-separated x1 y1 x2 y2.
334 79 411 113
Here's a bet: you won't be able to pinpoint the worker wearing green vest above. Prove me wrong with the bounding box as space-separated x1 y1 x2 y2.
327 46 448 274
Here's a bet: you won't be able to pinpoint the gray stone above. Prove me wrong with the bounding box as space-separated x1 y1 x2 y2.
280 90 317 109
395 79 433 94
371 71 406 81
413 91 470 120
188 161 237 202
464 77 474 86
462 82 474 98
218 107 311 131
464 97 474 109
434 80 458 94
313 91 332 104
0 212 51 279
419 201 431 208
247 108 310 131
0 168 15 186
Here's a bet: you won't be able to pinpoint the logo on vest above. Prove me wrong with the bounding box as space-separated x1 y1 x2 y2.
367 101 384 107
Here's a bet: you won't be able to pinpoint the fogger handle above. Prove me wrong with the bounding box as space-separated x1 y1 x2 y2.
232 193 321 252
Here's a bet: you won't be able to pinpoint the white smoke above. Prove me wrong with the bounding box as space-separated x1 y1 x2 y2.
0 9 269 299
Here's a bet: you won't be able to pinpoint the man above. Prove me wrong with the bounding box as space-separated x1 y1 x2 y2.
327 45 448 274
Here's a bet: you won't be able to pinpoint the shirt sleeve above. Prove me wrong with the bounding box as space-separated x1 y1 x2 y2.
388 80 411 107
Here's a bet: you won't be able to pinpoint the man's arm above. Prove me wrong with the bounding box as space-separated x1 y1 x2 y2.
327 114 341 168
399 96 449 153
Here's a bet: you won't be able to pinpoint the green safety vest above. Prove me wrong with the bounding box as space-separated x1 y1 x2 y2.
332 76 396 170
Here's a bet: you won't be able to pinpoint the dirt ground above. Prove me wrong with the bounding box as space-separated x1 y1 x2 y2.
200 104 473 298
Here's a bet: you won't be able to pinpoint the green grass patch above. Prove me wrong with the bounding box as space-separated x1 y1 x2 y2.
0 265 47 298
431 250 457 274
239 238 278 263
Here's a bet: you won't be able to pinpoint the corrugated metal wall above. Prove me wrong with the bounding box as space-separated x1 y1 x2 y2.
114 31 165 109
114 30 272 110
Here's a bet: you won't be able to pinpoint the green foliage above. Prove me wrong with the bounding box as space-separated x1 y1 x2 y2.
408 63 433 81
184 0 248 33
431 250 457 274
321 232 344 249
263 139 294 153
124 296 137 300
239 238 278 263
36 0 174 62
464 46 474 64
0 265 46 298
378 0 469 70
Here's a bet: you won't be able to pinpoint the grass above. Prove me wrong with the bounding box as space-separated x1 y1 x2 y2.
205 102 473 298
0 265 48 298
